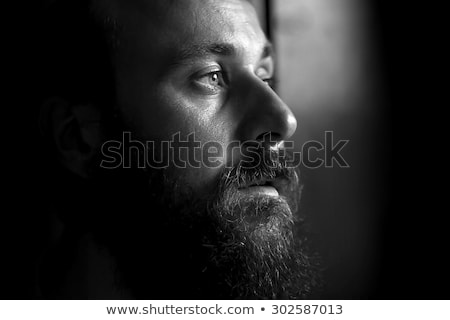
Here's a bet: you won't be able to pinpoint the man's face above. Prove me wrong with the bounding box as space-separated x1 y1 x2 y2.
91 0 320 299
110 0 296 197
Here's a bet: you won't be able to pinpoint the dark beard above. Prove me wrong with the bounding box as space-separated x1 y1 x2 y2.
86 140 323 299
204 196 322 299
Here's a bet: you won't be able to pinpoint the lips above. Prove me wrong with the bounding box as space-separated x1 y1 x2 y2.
246 178 271 188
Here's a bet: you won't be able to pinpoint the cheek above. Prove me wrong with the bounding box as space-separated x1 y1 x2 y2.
174 166 224 198
131 95 194 141
118 80 236 194
158 116 234 197
163 123 232 197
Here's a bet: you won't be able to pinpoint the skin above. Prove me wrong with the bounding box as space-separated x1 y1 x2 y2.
108 0 297 200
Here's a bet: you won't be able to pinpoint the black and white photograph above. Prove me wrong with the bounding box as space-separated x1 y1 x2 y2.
3 0 449 314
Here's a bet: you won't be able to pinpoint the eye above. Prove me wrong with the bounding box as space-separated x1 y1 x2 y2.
206 72 222 86
192 70 227 94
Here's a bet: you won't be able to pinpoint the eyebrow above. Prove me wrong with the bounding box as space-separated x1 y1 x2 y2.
169 41 274 67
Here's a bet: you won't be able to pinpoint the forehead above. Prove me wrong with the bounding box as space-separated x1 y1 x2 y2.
108 0 266 64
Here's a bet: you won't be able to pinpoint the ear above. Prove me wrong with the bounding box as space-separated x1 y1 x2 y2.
40 97 106 178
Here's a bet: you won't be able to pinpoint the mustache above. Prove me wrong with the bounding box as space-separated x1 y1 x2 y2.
219 145 300 192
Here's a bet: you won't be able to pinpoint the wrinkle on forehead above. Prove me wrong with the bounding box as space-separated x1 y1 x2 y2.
105 0 267 77
157 0 265 58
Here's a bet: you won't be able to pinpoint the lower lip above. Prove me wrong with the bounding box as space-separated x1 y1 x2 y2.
239 186 279 197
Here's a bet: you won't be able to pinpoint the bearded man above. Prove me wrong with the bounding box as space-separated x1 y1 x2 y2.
38 0 322 299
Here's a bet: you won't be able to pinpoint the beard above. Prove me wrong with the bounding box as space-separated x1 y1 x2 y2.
85 134 323 299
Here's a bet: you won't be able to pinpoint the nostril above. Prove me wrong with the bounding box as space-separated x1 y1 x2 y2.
256 132 282 149
256 132 280 141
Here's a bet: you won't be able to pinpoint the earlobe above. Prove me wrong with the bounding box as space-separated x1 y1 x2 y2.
40 97 106 178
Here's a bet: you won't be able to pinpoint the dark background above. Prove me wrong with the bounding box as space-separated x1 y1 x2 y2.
367 1 448 299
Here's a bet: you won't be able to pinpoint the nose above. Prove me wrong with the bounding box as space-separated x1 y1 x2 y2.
235 76 297 143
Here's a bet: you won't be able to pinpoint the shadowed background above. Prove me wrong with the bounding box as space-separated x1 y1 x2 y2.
250 0 387 298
